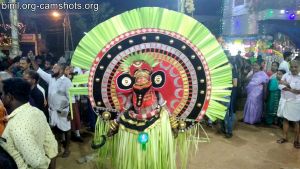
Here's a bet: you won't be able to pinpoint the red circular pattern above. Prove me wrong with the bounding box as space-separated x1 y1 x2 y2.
89 28 212 121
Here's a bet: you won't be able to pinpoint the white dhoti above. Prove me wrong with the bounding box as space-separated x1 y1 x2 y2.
278 73 300 122
277 98 285 118
49 98 71 132
282 99 300 122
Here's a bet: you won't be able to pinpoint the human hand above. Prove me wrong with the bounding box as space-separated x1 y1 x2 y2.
290 89 300 94
107 128 118 137
28 54 35 61
280 81 290 87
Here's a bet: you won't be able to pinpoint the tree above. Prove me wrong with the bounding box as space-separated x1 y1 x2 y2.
71 2 114 46
90 2 114 29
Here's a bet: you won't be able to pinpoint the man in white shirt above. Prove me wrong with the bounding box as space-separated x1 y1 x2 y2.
30 56 72 157
279 51 292 74
277 60 300 149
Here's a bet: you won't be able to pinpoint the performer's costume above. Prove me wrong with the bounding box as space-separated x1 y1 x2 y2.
69 7 232 169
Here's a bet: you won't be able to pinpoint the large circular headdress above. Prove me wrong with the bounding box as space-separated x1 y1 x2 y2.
69 7 232 131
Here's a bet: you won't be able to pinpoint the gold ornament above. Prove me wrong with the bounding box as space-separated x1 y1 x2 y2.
178 121 186 130
109 120 119 131
102 111 111 120
169 116 179 129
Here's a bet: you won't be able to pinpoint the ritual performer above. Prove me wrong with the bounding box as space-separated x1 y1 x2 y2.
67 7 233 169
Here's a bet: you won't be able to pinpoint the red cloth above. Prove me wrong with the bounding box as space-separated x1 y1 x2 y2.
0 101 7 136
71 102 81 131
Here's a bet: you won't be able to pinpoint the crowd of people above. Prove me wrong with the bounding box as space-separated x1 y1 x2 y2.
0 51 96 169
220 51 300 149
0 49 299 168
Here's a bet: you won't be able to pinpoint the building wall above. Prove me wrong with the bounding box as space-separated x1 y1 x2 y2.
222 0 258 36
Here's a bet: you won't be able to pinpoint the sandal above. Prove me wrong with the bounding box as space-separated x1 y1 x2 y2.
277 138 288 144
294 141 300 149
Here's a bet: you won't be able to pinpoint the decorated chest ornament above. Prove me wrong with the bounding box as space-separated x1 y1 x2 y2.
107 54 169 149
68 7 233 169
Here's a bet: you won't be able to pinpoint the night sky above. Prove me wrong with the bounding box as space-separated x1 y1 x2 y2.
2 0 223 56
103 0 222 16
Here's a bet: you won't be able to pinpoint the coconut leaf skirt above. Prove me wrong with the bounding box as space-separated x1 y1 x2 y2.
94 108 182 169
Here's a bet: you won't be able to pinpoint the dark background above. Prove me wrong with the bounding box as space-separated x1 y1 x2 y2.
0 0 223 57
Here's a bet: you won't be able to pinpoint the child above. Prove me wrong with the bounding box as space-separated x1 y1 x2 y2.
265 69 285 125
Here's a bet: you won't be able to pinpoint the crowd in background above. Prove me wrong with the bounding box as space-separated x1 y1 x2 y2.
0 51 96 169
220 50 300 150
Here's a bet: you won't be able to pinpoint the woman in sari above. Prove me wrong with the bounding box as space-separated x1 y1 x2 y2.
265 69 285 125
244 61 269 124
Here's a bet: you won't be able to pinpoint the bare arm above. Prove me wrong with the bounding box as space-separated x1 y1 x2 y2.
29 55 39 71
36 68 52 84
290 89 300 94
29 55 52 84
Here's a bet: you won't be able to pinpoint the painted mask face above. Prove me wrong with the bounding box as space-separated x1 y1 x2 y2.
134 69 150 86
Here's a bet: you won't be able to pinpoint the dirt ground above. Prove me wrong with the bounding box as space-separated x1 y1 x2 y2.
57 113 300 169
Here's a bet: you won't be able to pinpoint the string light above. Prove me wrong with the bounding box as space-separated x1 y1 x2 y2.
0 23 26 33
222 2 299 57
289 13 296 20
220 0 225 35
261 9 300 20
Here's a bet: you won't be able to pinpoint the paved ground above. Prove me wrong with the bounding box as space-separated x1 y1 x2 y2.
57 113 300 169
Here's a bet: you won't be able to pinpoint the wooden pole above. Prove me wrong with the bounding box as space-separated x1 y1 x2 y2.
9 0 20 59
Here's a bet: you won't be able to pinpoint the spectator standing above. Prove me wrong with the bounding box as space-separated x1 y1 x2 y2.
243 61 269 124
44 59 54 74
267 62 279 77
39 58 53 99
279 51 292 74
15 57 31 78
10 56 21 77
0 78 57 168
23 70 49 121
30 57 72 157
265 69 285 125
64 66 84 142
0 61 13 81
221 59 238 138
277 61 300 149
